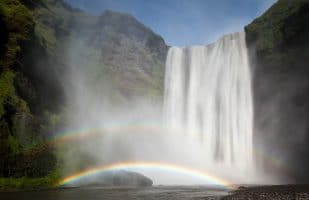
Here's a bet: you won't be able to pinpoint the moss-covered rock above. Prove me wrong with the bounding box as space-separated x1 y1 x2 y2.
0 0 34 67
0 0 62 179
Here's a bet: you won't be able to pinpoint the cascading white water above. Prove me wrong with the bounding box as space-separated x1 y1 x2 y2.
164 32 253 171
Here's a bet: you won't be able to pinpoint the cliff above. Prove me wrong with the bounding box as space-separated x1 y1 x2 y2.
0 0 167 185
245 0 309 182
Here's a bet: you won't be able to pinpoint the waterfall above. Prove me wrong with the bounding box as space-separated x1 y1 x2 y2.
163 32 253 170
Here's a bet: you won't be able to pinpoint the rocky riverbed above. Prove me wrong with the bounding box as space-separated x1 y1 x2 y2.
223 185 309 200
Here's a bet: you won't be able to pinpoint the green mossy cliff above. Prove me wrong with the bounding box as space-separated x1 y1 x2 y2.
0 0 167 188
0 0 62 183
245 0 309 182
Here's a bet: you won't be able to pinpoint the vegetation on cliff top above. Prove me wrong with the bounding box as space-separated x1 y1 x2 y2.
245 0 309 68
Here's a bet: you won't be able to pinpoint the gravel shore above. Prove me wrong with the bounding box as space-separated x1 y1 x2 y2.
222 185 309 200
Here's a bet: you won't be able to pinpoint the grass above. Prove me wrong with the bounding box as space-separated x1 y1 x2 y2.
0 170 61 190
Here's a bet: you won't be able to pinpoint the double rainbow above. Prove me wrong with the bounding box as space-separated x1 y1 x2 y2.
49 124 292 177
25 123 292 187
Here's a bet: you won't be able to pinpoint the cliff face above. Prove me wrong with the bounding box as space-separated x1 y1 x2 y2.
68 10 167 102
0 0 56 178
245 0 309 182
94 10 167 98
0 0 167 179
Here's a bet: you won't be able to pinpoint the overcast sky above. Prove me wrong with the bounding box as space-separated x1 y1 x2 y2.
64 0 276 46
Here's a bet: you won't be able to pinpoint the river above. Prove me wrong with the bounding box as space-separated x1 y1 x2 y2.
0 186 230 200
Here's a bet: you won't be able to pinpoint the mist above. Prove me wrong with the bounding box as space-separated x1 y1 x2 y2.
55 20 280 186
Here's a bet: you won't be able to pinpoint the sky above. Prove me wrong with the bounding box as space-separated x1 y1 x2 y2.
64 0 276 46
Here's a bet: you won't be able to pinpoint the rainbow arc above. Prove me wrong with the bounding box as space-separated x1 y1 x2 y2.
58 162 236 189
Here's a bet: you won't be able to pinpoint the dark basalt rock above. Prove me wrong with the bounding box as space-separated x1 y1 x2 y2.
75 170 153 187
111 170 153 187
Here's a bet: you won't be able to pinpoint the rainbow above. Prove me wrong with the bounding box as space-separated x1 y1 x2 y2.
51 124 166 145
24 124 167 151
58 162 236 189
55 126 290 170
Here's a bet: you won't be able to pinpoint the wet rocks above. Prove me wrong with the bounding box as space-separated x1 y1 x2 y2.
222 185 309 200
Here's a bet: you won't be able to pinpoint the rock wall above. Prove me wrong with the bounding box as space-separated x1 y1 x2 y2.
245 0 309 182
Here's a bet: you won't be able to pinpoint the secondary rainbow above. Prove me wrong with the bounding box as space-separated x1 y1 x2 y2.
24 122 293 179
25 123 293 179
58 162 236 189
